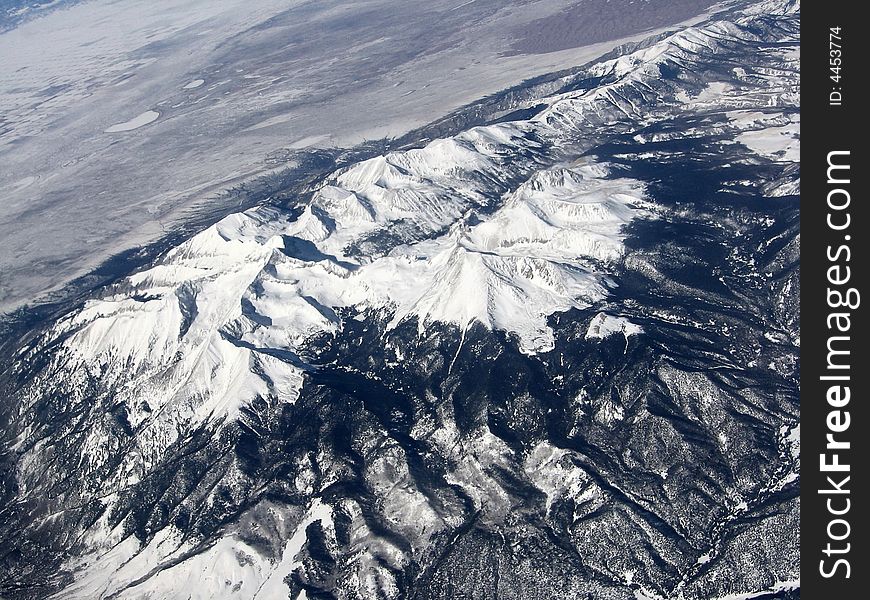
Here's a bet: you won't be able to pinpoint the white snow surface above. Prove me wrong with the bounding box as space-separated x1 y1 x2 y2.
585 312 644 340
729 111 800 162
736 122 799 162
523 442 601 515
55 500 334 600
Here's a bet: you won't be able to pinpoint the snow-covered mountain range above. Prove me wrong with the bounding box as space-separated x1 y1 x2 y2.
0 1 799 598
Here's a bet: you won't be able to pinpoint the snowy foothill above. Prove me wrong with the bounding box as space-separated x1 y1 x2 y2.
728 110 800 162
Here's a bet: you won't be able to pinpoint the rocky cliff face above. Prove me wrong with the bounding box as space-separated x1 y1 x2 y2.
0 2 799 598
